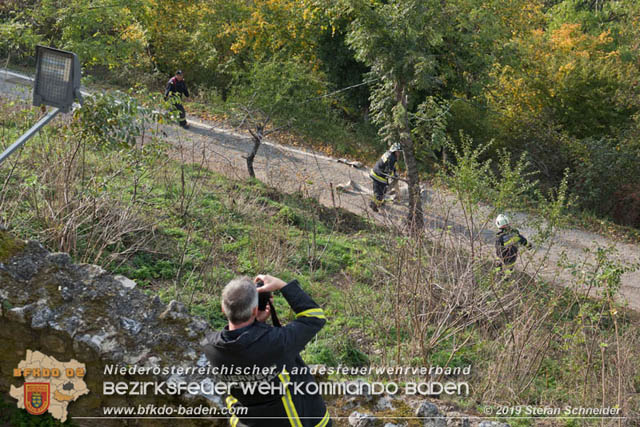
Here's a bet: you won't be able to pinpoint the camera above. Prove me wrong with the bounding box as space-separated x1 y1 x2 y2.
256 280 271 311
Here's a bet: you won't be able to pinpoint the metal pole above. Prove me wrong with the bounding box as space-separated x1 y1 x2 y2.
0 107 61 166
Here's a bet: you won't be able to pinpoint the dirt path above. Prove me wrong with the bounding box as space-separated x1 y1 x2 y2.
2 72 639 310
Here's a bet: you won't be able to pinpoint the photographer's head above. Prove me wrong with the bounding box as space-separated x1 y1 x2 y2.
221 276 258 327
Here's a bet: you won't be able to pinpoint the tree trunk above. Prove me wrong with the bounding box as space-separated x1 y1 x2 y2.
396 83 424 231
246 126 263 179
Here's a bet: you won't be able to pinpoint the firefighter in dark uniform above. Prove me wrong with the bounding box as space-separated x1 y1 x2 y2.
369 143 402 212
203 275 331 427
164 70 190 128
495 214 530 266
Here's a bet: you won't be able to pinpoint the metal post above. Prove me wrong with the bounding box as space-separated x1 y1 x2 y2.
0 107 61 166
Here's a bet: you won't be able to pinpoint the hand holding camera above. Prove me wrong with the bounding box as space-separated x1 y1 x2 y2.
255 274 284 327
255 280 272 311
254 274 287 293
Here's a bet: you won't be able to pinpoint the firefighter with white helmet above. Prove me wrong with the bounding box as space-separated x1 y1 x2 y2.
495 214 530 266
369 143 403 212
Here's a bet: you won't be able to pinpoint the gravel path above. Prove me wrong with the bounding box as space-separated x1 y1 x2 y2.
2 72 639 311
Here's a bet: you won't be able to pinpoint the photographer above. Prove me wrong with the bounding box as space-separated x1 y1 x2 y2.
203 275 331 427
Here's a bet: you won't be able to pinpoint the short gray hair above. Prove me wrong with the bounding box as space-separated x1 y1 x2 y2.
221 276 258 324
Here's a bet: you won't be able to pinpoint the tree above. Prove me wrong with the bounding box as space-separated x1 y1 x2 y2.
337 0 457 230
38 0 151 74
229 60 329 179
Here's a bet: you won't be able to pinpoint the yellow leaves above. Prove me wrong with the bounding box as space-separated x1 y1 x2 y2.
121 23 146 43
558 61 575 75
550 23 584 51
550 24 613 57
215 0 321 61
597 30 613 45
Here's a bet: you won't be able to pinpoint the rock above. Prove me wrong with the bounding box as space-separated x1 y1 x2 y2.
31 304 54 329
416 401 446 427
375 395 394 411
342 379 374 401
349 411 378 427
114 275 136 290
46 252 72 267
0 229 220 419
7 304 34 324
343 396 359 410
159 300 188 320
76 331 119 355
42 335 66 353
145 356 162 368
124 349 151 365
196 353 209 367
8 257 38 281
478 422 509 427
120 317 142 335
75 263 106 281
189 318 209 332
60 286 74 302
445 412 470 427
49 314 83 337
416 402 440 417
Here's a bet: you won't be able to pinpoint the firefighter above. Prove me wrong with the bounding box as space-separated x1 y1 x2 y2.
495 214 530 266
369 143 402 212
164 70 190 128
203 275 331 427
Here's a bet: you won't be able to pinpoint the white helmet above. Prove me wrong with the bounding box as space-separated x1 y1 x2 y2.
389 143 402 152
495 214 510 229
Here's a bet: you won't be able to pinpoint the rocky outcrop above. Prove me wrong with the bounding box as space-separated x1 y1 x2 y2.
0 231 222 426
338 389 510 427
0 231 513 426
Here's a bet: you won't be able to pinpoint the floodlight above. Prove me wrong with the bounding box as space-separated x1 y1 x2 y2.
33 45 82 112
0 46 83 166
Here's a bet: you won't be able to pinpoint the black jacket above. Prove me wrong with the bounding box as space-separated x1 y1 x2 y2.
495 228 528 265
370 150 397 184
203 280 330 427
164 76 189 100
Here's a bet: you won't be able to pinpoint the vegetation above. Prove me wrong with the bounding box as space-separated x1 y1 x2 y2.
2 0 639 227
1 87 638 423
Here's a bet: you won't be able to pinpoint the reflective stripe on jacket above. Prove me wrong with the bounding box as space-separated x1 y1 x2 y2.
204 280 330 427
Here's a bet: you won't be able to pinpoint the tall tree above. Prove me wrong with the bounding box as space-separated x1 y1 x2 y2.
338 0 454 230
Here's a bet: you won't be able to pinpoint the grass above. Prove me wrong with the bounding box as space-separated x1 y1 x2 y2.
1 96 639 425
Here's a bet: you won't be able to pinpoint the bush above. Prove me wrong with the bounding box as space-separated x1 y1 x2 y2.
570 137 640 223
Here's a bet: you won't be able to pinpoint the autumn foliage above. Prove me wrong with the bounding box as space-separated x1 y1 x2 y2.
1 0 639 226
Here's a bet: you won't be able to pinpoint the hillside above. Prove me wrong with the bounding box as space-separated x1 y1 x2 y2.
0 86 639 425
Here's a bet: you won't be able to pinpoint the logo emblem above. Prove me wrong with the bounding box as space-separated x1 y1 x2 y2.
24 383 50 416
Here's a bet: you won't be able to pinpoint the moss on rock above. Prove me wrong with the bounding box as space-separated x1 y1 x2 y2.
0 231 25 262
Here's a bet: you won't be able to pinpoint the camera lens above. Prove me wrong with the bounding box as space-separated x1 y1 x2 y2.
256 280 270 311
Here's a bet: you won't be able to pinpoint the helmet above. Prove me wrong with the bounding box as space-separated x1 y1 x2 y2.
495 214 510 229
389 143 402 152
